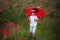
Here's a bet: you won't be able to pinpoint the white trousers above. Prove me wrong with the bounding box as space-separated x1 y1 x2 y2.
30 23 37 33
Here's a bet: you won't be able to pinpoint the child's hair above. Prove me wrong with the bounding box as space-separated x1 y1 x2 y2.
31 10 36 13
32 8 39 13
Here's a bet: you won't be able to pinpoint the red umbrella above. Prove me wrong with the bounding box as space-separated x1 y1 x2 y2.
26 8 32 18
26 8 44 18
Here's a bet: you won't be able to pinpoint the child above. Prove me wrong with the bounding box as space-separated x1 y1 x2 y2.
29 10 38 40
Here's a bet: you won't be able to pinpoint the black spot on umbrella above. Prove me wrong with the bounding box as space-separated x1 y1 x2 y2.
32 8 39 13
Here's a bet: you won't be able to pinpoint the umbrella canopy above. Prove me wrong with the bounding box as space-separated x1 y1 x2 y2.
26 8 44 18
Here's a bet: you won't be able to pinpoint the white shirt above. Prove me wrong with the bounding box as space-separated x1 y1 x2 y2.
29 15 38 26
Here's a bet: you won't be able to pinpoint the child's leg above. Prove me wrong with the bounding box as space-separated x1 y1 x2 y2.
32 26 36 40
29 25 33 40
30 26 33 33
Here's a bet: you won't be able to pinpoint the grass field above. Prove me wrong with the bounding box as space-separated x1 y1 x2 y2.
0 0 60 40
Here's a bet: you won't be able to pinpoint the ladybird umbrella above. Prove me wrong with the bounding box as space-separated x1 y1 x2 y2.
26 7 44 18
26 8 32 18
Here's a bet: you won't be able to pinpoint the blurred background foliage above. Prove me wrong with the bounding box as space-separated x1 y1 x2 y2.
0 0 60 40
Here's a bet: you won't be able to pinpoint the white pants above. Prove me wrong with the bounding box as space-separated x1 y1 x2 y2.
30 23 37 33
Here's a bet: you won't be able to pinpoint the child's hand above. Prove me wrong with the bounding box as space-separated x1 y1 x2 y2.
34 20 37 21
34 19 38 21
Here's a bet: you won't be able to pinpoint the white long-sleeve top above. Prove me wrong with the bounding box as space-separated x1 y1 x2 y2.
29 15 38 26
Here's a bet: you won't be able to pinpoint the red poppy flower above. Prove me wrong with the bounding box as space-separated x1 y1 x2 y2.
8 22 14 27
0 9 2 13
18 36 22 40
45 7 49 11
23 37 27 40
24 4 28 7
15 28 19 32
57 14 60 17
21 8 24 11
1 27 7 34
40 2 44 6
45 12 49 16
45 0 48 2
6 32 11 39
6 0 10 2
12 0 16 2
47 15 51 18
27 18 30 23
51 18 55 23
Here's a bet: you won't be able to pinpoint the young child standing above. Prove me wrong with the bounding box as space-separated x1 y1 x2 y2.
29 10 38 40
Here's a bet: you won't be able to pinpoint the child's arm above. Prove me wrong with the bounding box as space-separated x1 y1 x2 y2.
34 16 38 21
36 16 38 20
28 17 31 23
